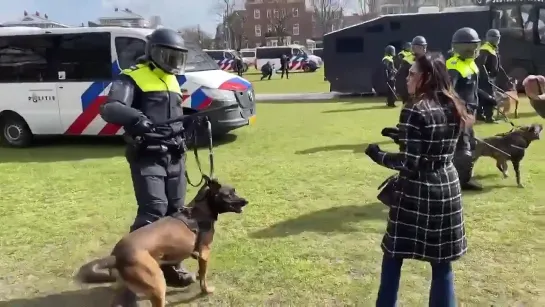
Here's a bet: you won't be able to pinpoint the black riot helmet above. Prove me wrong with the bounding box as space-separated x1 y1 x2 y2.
402 42 411 51
485 28 501 47
145 28 188 75
451 27 481 60
411 36 427 56
412 36 427 46
385 45 395 56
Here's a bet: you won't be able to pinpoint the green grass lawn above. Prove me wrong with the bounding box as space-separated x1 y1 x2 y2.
239 68 329 94
1 99 544 306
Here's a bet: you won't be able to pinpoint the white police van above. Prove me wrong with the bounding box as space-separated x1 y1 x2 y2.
255 45 322 72
0 27 256 147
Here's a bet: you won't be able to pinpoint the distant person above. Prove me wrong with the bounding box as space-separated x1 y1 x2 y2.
280 53 290 79
261 61 273 80
367 53 472 307
395 36 427 104
395 42 411 69
234 48 244 77
383 45 397 107
476 29 501 123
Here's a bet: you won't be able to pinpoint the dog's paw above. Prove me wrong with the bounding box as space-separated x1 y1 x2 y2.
517 183 525 188
502 173 509 179
200 285 215 294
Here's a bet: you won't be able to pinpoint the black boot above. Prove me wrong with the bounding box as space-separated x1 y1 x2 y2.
454 151 483 191
161 263 196 288
111 288 138 307
462 178 483 191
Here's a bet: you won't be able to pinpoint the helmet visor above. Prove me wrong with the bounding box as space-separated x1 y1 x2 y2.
488 36 500 46
150 45 188 75
452 42 480 59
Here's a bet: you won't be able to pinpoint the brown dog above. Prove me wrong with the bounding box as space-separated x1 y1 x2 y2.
75 176 247 307
473 124 542 188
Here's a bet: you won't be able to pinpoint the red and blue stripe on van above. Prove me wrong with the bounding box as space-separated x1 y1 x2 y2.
65 62 252 135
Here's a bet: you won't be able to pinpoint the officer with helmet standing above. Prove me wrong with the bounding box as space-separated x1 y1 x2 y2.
100 27 202 304
383 45 397 107
447 27 482 191
396 36 427 104
476 29 501 123
395 42 411 69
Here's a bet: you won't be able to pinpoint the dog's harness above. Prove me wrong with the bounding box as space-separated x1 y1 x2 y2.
171 204 217 256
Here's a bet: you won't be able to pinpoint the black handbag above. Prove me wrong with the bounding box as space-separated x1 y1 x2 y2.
377 174 398 207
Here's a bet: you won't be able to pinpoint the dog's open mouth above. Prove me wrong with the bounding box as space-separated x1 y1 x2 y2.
231 200 248 213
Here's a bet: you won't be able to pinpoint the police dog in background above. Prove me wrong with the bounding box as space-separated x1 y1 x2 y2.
75 176 248 307
473 124 542 188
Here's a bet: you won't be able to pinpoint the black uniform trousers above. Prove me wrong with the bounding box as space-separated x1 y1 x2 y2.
386 80 396 107
479 84 496 120
127 152 187 231
281 64 289 79
454 119 476 185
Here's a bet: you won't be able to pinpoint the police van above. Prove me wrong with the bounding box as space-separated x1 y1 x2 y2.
203 49 250 72
255 45 322 72
0 27 256 147
240 48 256 69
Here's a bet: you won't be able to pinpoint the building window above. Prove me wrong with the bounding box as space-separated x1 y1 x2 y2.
267 24 273 33
281 9 287 17
274 9 279 18
267 9 271 18
293 23 299 36
293 8 299 17
271 40 278 47
293 40 299 44
254 9 260 19
255 24 261 37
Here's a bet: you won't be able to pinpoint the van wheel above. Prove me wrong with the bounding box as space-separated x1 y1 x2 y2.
0 113 33 148
303 65 311 72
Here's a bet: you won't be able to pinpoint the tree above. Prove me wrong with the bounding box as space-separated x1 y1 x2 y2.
266 2 292 45
179 26 214 49
215 0 237 49
311 0 346 37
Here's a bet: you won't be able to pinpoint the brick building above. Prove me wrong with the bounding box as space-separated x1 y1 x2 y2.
243 0 314 47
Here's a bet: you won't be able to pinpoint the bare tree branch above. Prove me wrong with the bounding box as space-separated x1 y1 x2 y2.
215 0 237 49
311 0 346 37
179 26 214 49
265 2 292 45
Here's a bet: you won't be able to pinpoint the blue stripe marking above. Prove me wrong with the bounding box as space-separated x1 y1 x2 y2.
228 77 251 88
80 61 121 110
177 75 187 85
190 88 208 109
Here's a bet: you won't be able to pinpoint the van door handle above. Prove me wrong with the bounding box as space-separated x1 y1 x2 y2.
58 86 63 89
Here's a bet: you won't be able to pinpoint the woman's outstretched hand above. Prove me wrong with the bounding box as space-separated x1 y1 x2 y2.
365 143 381 158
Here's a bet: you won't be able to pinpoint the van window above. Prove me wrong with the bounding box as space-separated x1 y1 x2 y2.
115 37 146 69
0 35 56 82
184 42 220 72
292 48 302 56
241 51 255 57
224 51 234 59
205 50 223 60
56 33 112 81
256 48 284 58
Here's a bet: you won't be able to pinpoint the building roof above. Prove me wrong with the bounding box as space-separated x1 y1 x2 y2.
99 8 145 20
1 12 70 27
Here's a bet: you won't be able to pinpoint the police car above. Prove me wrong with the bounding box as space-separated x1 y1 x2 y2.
0 27 256 147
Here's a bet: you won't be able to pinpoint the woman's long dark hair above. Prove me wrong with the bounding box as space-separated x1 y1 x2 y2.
412 53 474 128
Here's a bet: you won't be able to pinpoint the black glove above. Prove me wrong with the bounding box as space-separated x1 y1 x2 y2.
381 127 400 144
183 115 208 130
126 117 153 136
365 144 381 157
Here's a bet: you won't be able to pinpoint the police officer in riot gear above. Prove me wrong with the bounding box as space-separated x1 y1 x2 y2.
395 42 411 69
447 27 482 191
383 45 397 107
100 27 199 304
476 29 501 123
396 36 427 104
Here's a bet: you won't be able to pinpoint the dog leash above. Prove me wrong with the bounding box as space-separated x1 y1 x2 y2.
474 137 511 158
185 118 215 188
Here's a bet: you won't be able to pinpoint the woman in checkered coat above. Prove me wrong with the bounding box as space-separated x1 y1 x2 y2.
365 53 473 307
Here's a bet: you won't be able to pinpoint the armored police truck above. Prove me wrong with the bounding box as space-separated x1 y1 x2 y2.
324 0 545 95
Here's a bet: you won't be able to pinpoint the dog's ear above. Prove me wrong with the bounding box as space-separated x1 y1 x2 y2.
206 177 222 192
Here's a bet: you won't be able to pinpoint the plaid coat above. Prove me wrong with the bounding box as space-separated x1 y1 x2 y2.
368 96 467 262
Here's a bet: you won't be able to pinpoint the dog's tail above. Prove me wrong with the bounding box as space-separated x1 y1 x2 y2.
75 256 117 284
